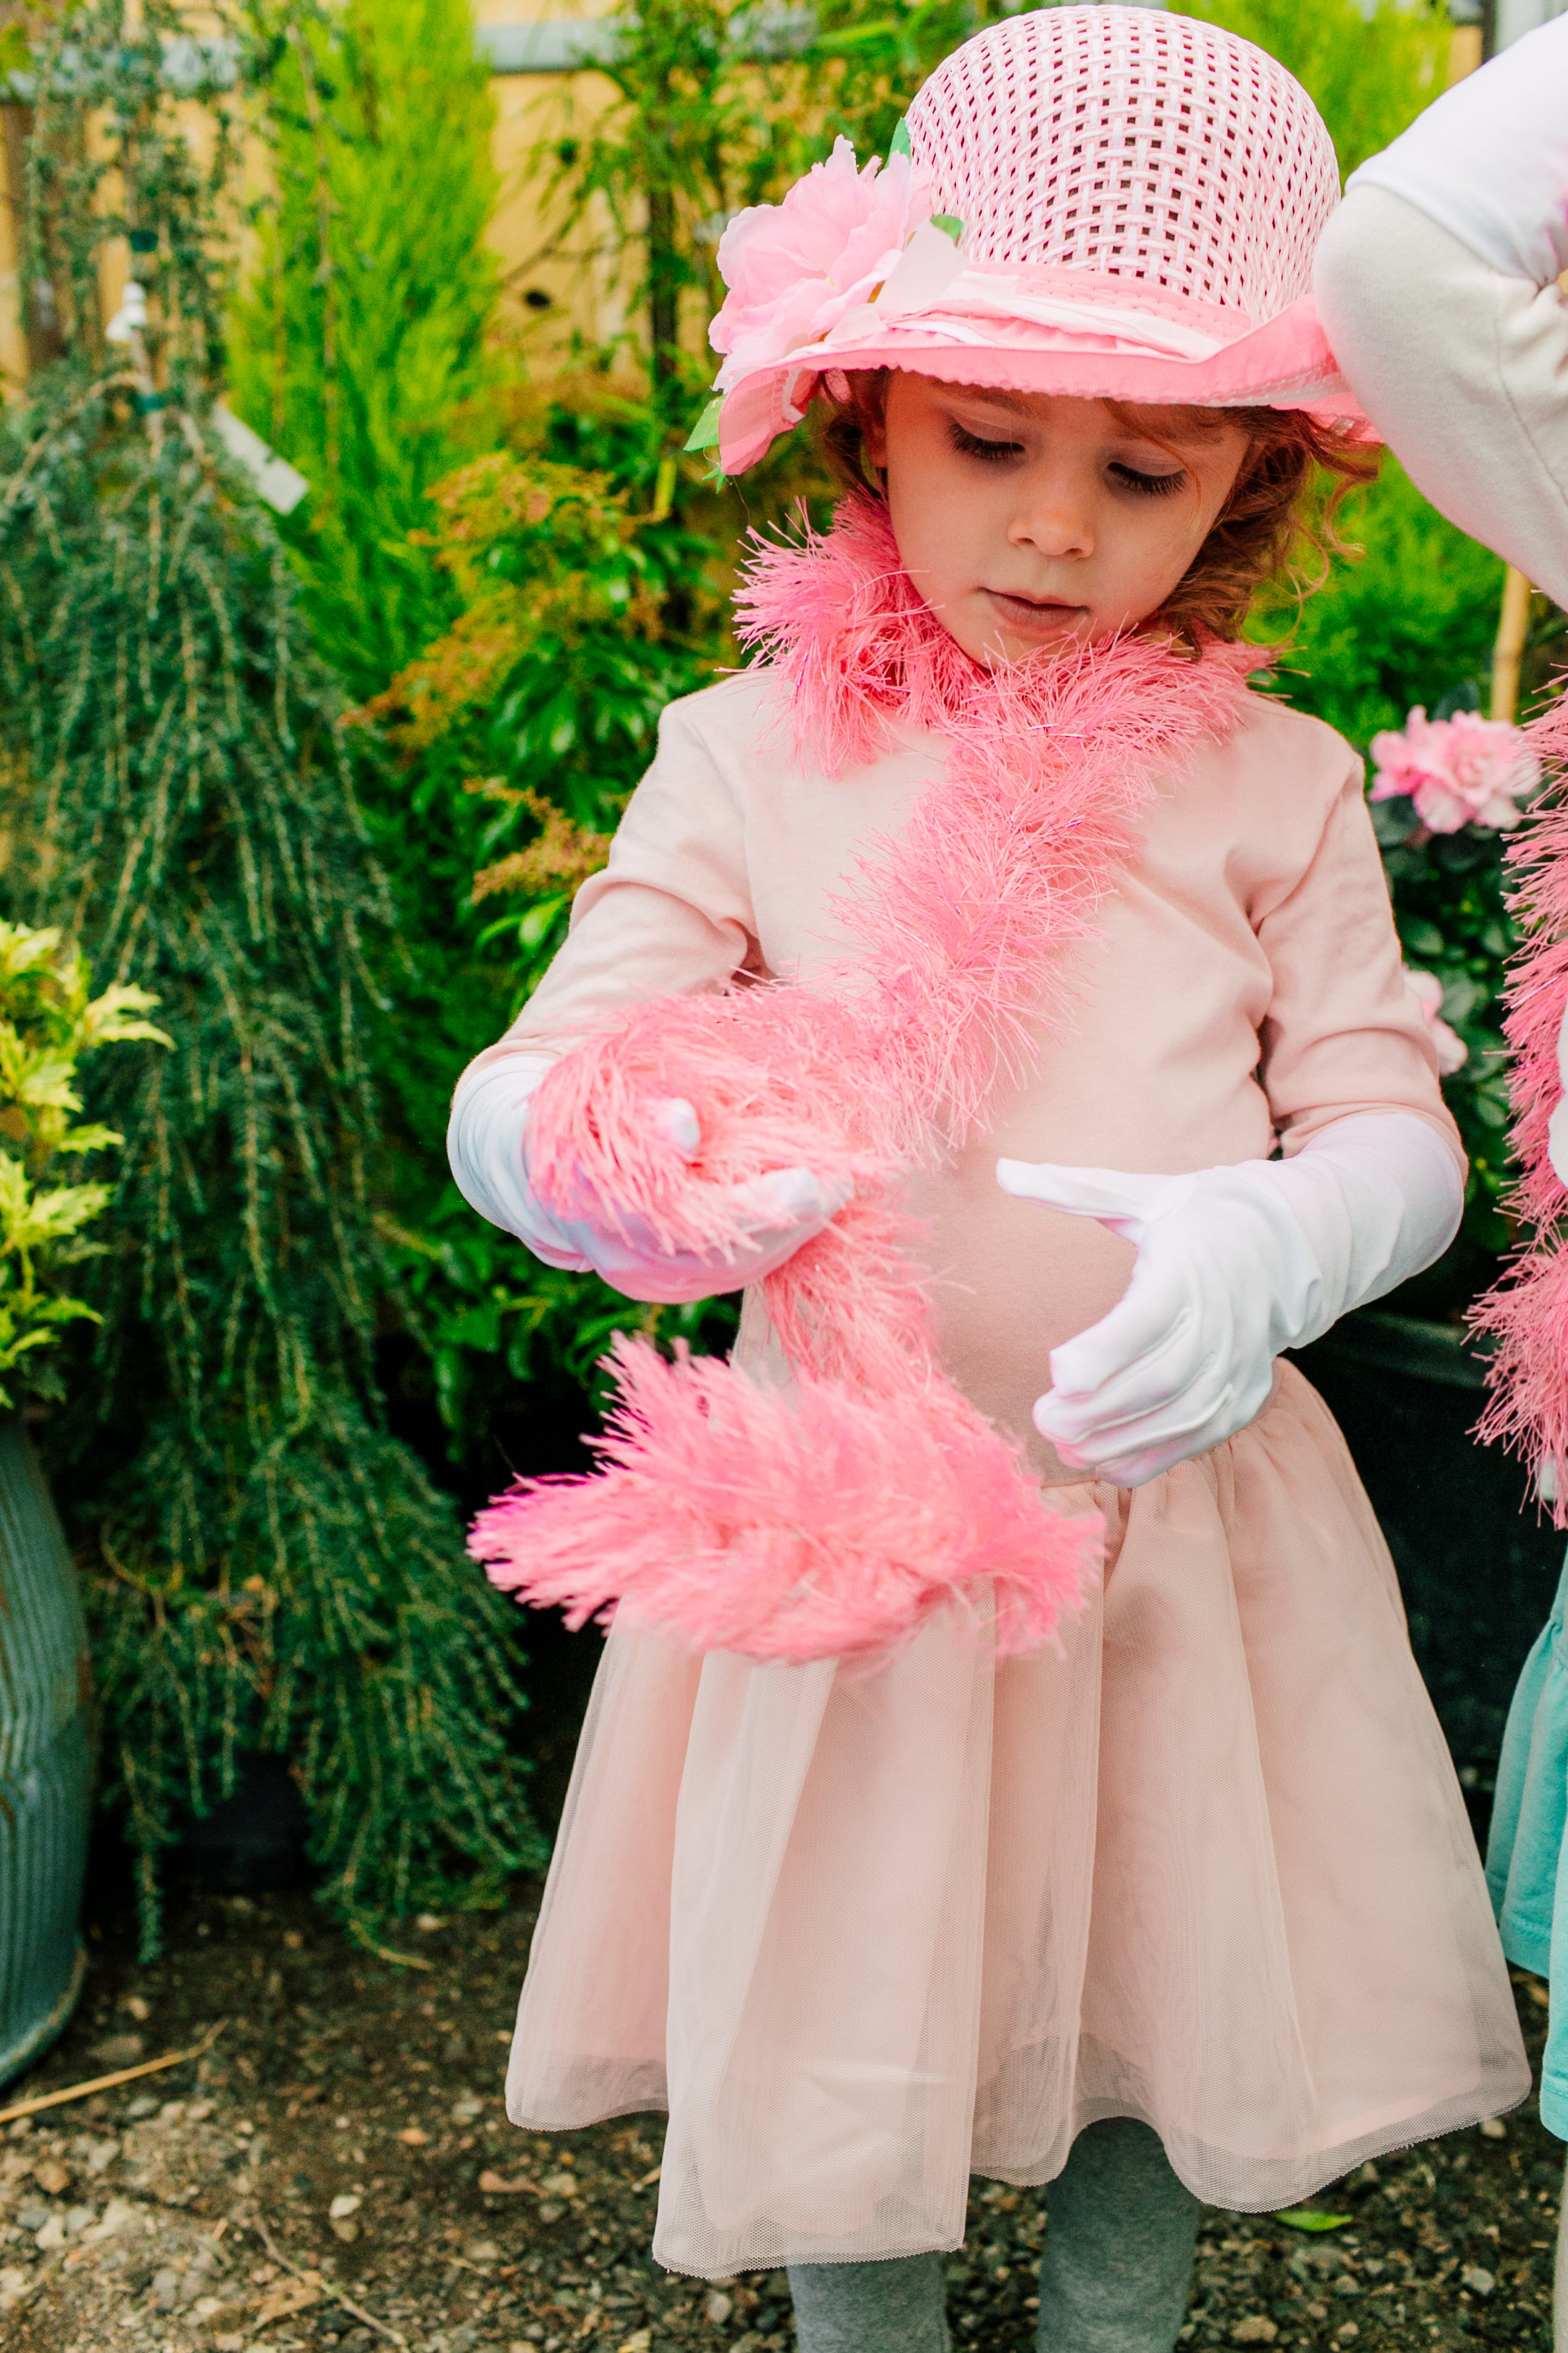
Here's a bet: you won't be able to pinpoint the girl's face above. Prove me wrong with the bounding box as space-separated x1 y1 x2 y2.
866 376 1253 664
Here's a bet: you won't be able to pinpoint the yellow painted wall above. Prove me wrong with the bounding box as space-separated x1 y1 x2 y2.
476 0 626 356
0 112 29 390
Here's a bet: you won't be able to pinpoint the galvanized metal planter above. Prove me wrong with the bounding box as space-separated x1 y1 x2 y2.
0 1420 90 2089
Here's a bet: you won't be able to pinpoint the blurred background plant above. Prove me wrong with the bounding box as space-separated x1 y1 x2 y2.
229 0 503 702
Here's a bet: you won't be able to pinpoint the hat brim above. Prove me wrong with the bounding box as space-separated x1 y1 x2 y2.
716 291 1375 475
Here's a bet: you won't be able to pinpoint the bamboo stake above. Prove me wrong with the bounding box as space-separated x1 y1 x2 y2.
0 2019 226 2127
1492 565 1533 724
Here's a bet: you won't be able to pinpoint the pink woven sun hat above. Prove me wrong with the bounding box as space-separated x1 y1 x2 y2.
705 5 1369 475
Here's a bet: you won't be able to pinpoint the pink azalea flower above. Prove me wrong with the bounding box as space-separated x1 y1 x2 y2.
1403 965 1469 1076
710 138 962 390
1370 706 1540 834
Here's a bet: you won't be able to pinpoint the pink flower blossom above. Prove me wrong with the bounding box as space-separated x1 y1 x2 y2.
709 138 962 390
1403 965 1469 1076
1370 706 1540 834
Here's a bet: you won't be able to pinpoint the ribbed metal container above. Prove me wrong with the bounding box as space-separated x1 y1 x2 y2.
0 1420 90 2089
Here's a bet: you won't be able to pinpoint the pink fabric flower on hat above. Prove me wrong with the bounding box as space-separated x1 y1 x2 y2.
710 138 963 392
1403 966 1468 1077
1370 706 1540 834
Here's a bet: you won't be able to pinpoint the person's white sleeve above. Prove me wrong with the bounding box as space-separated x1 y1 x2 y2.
1343 14 1568 287
996 1112 1463 1489
1314 187 1568 608
1313 19 1568 605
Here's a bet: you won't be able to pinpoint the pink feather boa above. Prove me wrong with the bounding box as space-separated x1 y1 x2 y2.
470 497 1261 1662
1471 690 1568 1510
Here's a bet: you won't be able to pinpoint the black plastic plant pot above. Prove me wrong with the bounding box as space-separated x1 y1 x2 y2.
1292 1311 1564 1846
177 1754 313 1894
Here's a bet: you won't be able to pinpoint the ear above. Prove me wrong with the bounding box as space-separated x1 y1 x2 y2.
862 409 888 469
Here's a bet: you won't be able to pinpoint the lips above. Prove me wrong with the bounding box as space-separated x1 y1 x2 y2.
985 588 1088 626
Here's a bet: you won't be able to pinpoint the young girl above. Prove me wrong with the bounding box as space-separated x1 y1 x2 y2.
450 12 1530 2348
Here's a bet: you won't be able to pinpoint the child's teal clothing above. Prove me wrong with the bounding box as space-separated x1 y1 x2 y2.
1487 1548 1568 2136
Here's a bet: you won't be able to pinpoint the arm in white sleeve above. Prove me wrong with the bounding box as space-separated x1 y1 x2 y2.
1344 15 1568 287
1312 21 1568 606
996 1112 1463 1488
445 686 848 1299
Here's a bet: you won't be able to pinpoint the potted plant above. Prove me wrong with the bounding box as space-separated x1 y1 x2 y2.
0 922 165 2089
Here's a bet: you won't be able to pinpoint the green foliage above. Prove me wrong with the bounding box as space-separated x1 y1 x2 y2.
1373 796 1516 1264
358 409 744 1446
1260 462 1505 749
0 923 168 1409
537 0 1017 407
389 1191 727 1445
228 0 501 701
0 0 541 1952
1183 0 1450 179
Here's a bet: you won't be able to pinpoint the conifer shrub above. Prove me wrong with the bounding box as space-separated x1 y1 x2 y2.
0 0 541 1952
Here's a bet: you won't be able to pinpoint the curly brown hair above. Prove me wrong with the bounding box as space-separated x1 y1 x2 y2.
818 371 1378 649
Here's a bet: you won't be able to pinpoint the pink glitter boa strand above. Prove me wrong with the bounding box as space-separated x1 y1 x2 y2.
1473 689 1568 1513
470 499 1261 1661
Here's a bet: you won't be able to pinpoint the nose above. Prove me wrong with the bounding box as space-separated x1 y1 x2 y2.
1006 473 1095 562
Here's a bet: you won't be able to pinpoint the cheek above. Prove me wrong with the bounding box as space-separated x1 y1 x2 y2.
1103 497 1212 598
884 436 982 582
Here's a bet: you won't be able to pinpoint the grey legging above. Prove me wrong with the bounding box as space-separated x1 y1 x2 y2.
788 2118 1201 2353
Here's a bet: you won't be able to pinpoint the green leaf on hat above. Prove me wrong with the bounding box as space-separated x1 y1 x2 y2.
889 116 912 158
683 395 723 455
931 214 963 243
1271 2209 1353 2234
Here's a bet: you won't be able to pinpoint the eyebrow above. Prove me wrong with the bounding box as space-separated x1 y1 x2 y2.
943 387 1039 418
942 384 1227 446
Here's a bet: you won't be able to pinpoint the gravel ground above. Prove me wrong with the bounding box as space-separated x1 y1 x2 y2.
1 1888 1559 2353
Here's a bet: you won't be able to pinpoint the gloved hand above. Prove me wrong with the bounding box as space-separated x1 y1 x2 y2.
997 1113 1463 1488
447 1049 849 1304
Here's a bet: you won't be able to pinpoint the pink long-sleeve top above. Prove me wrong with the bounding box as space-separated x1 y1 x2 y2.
481 665 1460 1479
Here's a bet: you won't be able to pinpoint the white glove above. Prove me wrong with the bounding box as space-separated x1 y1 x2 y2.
997 1114 1463 1488
447 1049 849 1304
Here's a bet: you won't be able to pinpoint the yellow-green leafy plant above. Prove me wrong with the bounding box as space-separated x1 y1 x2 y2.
0 923 168 1409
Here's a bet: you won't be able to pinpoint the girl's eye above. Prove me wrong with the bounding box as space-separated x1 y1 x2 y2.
1109 461 1187 498
948 421 1025 465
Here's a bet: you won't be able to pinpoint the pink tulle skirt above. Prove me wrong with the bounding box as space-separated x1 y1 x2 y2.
504 1364 1529 2279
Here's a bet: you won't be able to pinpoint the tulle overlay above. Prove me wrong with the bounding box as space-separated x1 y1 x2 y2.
507 1361 1527 2278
